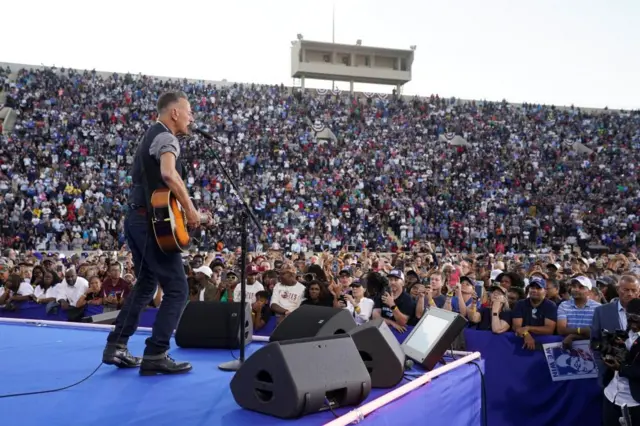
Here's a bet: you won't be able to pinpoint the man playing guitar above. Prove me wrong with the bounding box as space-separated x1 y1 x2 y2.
102 91 207 376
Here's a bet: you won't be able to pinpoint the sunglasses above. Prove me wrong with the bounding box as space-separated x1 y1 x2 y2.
627 313 640 323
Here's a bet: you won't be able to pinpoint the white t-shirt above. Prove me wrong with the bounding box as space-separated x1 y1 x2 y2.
0 281 35 299
34 284 59 300
270 282 306 312
345 297 375 325
233 281 265 305
56 277 89 307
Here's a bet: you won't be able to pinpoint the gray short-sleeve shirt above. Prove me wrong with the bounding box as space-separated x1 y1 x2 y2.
149 132 180 161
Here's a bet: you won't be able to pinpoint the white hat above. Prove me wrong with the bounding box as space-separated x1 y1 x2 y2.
193 266 213 278
571 276 593 291
490 269 503 282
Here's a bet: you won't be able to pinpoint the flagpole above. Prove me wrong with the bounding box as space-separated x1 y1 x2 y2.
332 3 335 91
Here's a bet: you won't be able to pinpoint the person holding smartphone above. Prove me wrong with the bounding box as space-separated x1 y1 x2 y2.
372 270 415 333
602 298 640 425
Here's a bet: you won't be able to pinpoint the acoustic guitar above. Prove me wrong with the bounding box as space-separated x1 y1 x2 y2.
150 188 192 254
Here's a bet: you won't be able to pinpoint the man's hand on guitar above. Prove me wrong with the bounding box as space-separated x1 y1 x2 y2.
186 208 201 230
199 211 214 227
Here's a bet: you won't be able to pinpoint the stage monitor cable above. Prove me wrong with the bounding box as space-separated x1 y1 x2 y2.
0 234 149 399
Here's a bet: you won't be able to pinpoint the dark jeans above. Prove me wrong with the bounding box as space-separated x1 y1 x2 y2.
107 210 188 355
603 395 640 425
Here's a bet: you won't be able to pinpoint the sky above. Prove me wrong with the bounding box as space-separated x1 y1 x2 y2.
3 0 639 110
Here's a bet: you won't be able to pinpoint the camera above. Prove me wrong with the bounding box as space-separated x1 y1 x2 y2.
591 329 629 364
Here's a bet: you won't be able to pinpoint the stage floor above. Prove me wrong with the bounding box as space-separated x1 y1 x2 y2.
0 323 483 426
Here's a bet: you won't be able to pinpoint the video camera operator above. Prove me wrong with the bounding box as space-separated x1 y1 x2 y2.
598 298 640 425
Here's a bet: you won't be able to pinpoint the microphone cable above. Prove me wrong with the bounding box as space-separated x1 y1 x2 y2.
0 227 149 399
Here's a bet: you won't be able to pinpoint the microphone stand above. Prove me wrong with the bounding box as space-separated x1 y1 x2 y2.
195 130 263 372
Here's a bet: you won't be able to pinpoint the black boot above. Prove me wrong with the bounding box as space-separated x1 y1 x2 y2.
102 343 142 368
139 353 192 376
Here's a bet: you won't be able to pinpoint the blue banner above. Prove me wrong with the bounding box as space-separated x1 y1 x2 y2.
464 329 601 426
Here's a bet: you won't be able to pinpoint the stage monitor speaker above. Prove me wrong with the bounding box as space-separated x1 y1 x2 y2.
81 309 121 325
401 307 467 370
175 301 252 349
269 305 357 342
348 318 405 388
230 334 371 419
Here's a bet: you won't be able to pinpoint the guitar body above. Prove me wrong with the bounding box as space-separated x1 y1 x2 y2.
150 188 191 254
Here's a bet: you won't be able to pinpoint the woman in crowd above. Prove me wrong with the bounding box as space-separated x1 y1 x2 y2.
472 284 512 333
32 270 61 305
343 280 374 325
301 280 333 307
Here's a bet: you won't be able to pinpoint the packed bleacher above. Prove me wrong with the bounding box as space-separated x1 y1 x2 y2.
1 64 640 254
2 63 640 425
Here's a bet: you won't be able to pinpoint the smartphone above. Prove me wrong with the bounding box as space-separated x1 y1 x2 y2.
383 286 392 296
450 269 461 287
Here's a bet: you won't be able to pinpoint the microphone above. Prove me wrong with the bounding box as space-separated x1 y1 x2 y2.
191 126 218 142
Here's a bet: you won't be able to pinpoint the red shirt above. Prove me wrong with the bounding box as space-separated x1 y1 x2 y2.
100 277 130 300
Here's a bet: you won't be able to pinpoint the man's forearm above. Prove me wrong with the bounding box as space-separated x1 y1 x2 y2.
527 325 555 335
164 171 196 214
392 308 408 326
271 303 287 315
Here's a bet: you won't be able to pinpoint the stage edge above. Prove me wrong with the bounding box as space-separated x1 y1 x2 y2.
322 352 482 426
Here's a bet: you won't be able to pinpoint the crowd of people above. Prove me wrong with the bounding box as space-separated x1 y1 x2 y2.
0 64 639 255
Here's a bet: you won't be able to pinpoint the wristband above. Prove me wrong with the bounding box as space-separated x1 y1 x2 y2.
577 327 581 335
492 313 498 317
523 331 530 337
391 305 398 311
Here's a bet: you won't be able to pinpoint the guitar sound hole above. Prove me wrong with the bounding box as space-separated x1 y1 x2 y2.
153 208 170 221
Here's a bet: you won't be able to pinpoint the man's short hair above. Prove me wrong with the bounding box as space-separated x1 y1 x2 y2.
620 275 639 286
156 91 188 114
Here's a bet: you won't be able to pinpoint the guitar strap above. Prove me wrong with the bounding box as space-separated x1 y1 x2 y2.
139 157 153 223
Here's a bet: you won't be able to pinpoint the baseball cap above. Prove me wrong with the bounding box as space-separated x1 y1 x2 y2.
460 276 475 286
489 284 507 294
596 276 617 287
246 265 260 275
406 270 419 278
338 268 352 277
490 269 503 282
193 266 213 278
350 280 363 287
387 270 405 281
571 276 593 291
528 276 547 289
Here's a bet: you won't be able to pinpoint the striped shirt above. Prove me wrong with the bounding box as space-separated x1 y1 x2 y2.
557 298 601 328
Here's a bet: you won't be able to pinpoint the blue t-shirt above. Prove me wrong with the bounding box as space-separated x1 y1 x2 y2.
512 298 558 328
451 295 482 313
